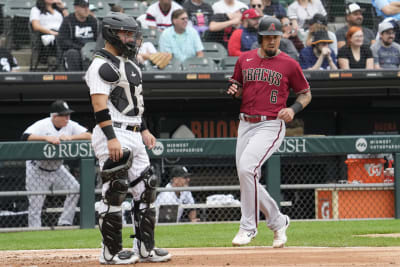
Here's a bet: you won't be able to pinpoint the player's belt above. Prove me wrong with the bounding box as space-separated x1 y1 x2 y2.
113 122 141 132
31 161 59 172
239 113 277 123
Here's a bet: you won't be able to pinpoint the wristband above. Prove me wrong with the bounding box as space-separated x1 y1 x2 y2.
95 109 111 124
290 101 303 114
101 125 116 140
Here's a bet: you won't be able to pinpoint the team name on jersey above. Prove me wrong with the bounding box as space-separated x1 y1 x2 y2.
242 68 282 86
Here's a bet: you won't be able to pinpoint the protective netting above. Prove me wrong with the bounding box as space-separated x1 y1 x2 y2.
1 0 398 72
0 152 394 229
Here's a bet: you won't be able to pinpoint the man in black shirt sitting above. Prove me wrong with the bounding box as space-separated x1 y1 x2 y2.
58 0 98 71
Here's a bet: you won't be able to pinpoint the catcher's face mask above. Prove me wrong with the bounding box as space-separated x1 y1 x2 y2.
117 29 143 58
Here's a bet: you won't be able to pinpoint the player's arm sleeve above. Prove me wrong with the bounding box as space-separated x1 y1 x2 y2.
228 29 242 57
289 61 310 94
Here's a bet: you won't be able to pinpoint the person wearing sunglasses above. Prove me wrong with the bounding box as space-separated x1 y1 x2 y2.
249 0 264 17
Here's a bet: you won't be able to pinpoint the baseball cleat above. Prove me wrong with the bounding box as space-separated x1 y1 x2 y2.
138 248 172 262
99 250 139 265
273 215 290 248
232 228 258 246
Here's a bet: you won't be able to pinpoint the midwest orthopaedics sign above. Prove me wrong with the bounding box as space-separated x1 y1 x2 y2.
43 143 94 159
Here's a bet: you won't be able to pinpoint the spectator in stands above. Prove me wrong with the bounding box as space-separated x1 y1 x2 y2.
145 0 182 31
249 0 264 17
110 4 124 13
287 0 327 42
228 9 262 56
58 0 98 71
212 0 248 14
204 8 244 48
305 13 337 55
0 37 19 72
22 100 91 227
299 30 337 70
335 3 375 50
281 15 304 53
262 0 286 18
155 165 198 222
29 0 68 71
372 0 400 21
371 21 400 69
183 0 214 35
137 42 158 65
337 26 374 69
159 9 204 62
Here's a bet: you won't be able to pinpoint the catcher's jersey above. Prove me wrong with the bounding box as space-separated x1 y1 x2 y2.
85 52 144 125
231 49 310 117
23 117 87 170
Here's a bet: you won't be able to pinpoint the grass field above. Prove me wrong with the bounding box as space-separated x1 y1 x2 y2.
1 220 400 251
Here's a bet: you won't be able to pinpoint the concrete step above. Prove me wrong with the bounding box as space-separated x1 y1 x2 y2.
12 48 32 68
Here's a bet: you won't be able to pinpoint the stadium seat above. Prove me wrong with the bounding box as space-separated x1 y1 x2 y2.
181 57 218 72
3 0 34 49
202 42 228 63
90 0 114 18
81 41 97 69
142 28 161 48
143 56 181 72
220 56 238 71
119 0 147 19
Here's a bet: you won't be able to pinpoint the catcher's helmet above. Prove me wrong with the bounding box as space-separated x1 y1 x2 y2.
258 16 282 43
102 12 142 58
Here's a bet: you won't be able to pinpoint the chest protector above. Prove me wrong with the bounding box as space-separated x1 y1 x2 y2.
96 49 144 117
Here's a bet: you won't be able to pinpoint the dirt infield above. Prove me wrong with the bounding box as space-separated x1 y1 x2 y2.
1 247 400 267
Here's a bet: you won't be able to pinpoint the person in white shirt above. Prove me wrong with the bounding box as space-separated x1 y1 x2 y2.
212 0 248 14
145 0 183 30
155 165 199 222
21 100 91 228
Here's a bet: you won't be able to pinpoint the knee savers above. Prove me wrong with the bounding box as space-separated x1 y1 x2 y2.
130 165 159 205
102 148 133 206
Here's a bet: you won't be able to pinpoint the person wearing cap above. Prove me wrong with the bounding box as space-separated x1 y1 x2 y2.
159 9 204 62
337 26 374 69
299 30 337 70
370 21 400 69
335 3 375 49
304 13 337 54
372 0 400 21
155 166 198 222
228 9 262 56
21 100 91 228
227 16 311 247
57 0 98 71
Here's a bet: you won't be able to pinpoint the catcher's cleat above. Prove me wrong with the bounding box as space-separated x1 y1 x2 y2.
99 243 139 265
273 215 290 248
232 228 258 246
138 248 171 263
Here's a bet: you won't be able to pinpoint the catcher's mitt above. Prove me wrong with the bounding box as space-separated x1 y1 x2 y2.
149 52 173 69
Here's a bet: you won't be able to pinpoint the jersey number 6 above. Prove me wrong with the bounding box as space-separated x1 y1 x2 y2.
270 90 278 104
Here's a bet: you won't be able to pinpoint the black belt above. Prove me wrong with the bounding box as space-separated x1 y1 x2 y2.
113 122 141 132
31 161 59 172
